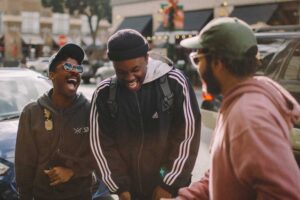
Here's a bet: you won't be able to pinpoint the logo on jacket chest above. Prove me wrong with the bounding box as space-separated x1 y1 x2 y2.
152 111 159 119
73 127 89 135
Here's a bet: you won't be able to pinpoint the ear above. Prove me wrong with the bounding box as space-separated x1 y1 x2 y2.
211 58 224 73
48 72 54 80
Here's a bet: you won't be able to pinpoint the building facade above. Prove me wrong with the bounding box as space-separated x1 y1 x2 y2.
111 0 300 31
109 0 300 60
0 0 110 64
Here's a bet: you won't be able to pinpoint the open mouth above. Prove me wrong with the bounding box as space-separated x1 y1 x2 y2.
126 80 140 91
66 77 79 90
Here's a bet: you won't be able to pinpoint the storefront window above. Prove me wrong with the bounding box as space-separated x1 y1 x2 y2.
21 12 40 34
53 13 69 34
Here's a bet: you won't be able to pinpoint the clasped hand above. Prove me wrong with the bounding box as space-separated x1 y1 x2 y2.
44 166 74 186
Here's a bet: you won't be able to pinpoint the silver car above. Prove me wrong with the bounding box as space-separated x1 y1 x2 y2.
94 61 115 85
27 57 50 76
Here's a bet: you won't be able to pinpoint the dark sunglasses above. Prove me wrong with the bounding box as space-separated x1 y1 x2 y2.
63 63 83 73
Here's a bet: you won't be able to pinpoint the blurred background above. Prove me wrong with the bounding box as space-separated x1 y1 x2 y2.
0 0 299 85
1 1 300 199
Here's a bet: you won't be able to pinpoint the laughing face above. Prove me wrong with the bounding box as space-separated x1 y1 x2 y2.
50 57 81 99
113 55 148 92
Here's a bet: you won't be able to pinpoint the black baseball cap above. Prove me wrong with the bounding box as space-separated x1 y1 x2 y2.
48 43 84 72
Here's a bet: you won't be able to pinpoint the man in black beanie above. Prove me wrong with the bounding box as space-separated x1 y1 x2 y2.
90 29 201 200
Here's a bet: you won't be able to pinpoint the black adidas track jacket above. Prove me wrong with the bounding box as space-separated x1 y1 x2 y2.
90 60 201 199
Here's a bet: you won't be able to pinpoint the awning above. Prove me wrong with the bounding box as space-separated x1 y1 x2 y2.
82 36 102 46
230 3 278 25
22 34 44 45
115 15 152 36
156 9 213 34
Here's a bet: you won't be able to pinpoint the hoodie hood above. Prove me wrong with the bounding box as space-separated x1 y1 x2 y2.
37 89 89 115
143 57 173 84
221 76 300 126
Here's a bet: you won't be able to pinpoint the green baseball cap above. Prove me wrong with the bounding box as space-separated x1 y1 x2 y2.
180 17 257 60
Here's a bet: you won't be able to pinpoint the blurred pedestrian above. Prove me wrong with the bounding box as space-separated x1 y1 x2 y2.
15 43 96 200
90 29 201 200
162 17 300 200
19 57 27 68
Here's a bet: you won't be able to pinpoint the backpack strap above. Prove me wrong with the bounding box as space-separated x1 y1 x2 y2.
107 75 173 117
107 77 118 118
160 75 173 112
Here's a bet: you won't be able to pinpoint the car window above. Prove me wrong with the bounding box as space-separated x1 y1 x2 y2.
257 38 292 77
284 43 300 81
0 76 50 120
280 42 300 106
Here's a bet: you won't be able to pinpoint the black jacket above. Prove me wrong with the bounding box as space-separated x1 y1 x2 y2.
15 90 94 200
90 59 201 199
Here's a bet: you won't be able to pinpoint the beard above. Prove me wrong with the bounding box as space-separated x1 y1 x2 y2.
202 62 221 96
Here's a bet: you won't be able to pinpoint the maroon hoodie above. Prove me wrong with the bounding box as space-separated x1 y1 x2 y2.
177 76 300 200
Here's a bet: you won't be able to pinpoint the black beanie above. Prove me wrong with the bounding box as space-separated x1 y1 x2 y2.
107 29 149 61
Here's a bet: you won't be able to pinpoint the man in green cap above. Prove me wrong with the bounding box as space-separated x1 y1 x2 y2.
163 17 300 199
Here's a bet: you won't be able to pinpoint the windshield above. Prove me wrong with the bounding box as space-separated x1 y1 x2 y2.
256 38 292 75
0 76 51 121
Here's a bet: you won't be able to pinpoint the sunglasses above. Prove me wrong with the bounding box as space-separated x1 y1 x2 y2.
63 63 83 73
189 52 207 69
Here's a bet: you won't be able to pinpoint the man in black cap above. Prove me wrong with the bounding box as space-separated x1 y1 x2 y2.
16 43 98 200
90 29 201 200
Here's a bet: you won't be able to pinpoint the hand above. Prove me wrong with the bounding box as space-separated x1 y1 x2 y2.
160 198 175 200
152 186 172 200
44 166 74 186
119 191 131 200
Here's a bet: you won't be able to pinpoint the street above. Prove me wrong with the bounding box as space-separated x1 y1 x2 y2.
78 80 212 183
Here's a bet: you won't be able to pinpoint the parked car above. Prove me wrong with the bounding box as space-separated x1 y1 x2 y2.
81 59 104 84
0 68 110 200
81 59 94 84
26 57 50 76
200 31 300 166
94 61 115 85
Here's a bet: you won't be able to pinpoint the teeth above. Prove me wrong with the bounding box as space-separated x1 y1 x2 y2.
128 81 137 89
67 78 77 84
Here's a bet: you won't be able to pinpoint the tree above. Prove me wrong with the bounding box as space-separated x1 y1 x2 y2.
41 0 111 45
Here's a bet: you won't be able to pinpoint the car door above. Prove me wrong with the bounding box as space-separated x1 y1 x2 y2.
275 39 300 166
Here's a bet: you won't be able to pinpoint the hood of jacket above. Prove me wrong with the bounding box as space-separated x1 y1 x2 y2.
221 76 300 126
37 89 89 115
143 57 173 84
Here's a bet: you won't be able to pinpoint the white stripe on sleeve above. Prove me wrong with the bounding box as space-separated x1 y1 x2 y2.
163 70 196 185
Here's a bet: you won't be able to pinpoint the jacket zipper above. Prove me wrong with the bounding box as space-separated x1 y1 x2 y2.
57 110 64 155
135 92 144 193
53 110 64 193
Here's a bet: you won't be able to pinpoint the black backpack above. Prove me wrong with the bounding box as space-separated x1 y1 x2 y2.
106 75 174 118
